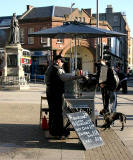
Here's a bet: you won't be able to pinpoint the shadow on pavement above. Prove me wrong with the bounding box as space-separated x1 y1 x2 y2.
0 124 84 150
125 115 133 120
98 114 133 120
118 90 133 96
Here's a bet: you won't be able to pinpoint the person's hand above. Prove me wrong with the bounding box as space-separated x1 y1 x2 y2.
79 75 85 79
74 75 84 79
100 83 104 88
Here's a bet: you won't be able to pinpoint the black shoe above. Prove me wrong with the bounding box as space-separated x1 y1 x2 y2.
58 136 67 140
63 130 70 138
55 131 70 140
100 108 109 115
100 125 105 128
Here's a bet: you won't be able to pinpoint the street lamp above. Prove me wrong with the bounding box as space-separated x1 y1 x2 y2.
96 0 99 62
70 3 75 72
96 0 99 28
71 3 75 21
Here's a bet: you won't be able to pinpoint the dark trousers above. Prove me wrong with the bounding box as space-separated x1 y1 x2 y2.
121 80 127 93
101 88 110 111
46 91 64 136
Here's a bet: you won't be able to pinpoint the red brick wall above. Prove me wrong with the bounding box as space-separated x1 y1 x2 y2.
19 20 52 50
19 13 109 57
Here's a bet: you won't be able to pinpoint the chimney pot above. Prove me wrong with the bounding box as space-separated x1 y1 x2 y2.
27 5 33 11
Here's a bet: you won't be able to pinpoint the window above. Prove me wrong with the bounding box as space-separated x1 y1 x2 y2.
41 37 47 44
114 15 118 23
20 28 25 44
41 37 50 47
28 28 34 44
82 17 85 22
40 27 47 44
40 27 50 46
57 38 64 43
79 17 82 22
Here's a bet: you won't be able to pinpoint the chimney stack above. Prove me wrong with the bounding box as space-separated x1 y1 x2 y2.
27 5 33 11
106 5 113 13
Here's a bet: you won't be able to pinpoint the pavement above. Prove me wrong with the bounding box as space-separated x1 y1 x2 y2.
0 80 132 160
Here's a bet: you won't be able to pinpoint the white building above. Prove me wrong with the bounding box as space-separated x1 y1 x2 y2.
128 37 133 70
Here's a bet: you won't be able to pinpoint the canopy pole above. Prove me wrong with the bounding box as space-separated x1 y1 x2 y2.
70 39 73 72
70 3 75 73
74 36 77 70
74 36 79 99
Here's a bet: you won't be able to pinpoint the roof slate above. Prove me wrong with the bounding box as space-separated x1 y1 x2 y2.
23 6 53 19
22 6 74 19
54 6 71 17
0 15 20 27
0 16 12 26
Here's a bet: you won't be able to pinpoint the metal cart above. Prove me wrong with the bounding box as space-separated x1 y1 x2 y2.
64 78 97 127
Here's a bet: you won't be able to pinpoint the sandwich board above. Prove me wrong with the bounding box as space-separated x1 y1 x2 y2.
67 111 104 150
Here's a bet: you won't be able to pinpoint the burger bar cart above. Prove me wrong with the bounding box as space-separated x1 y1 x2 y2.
62 76 105 150
40 75 104 150
29 21 126 150
64 77 96 123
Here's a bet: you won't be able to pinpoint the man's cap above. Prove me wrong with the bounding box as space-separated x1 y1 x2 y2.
54 55 67 63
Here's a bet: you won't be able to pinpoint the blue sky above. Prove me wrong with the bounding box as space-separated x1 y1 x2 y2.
1 0 133 36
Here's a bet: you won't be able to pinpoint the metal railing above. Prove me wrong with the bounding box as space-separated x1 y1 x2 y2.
0 76 29 88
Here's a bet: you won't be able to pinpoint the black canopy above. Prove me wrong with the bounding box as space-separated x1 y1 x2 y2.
29 21 126 39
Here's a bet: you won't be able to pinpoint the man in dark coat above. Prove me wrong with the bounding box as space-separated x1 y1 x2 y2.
45 55 83 138
98 56 119 113
116 66 128 94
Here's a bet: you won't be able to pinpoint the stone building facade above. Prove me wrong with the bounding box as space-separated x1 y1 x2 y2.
128 37 133 70
92 5 130 72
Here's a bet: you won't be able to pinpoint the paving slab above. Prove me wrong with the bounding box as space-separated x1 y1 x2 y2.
0 83 132 160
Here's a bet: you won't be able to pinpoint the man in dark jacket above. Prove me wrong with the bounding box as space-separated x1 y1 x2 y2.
98 56 119 113
116 66 128 94
45 55 83 138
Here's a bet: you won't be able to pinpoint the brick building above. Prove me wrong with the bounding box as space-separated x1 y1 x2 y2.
0 5 113 80
18 5 112 77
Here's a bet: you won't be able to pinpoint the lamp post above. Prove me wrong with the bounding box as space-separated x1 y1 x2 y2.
96 0 99 62
96 0 99 28
70 3 75 72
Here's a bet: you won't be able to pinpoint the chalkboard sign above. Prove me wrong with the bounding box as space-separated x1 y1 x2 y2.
67 111 104 150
